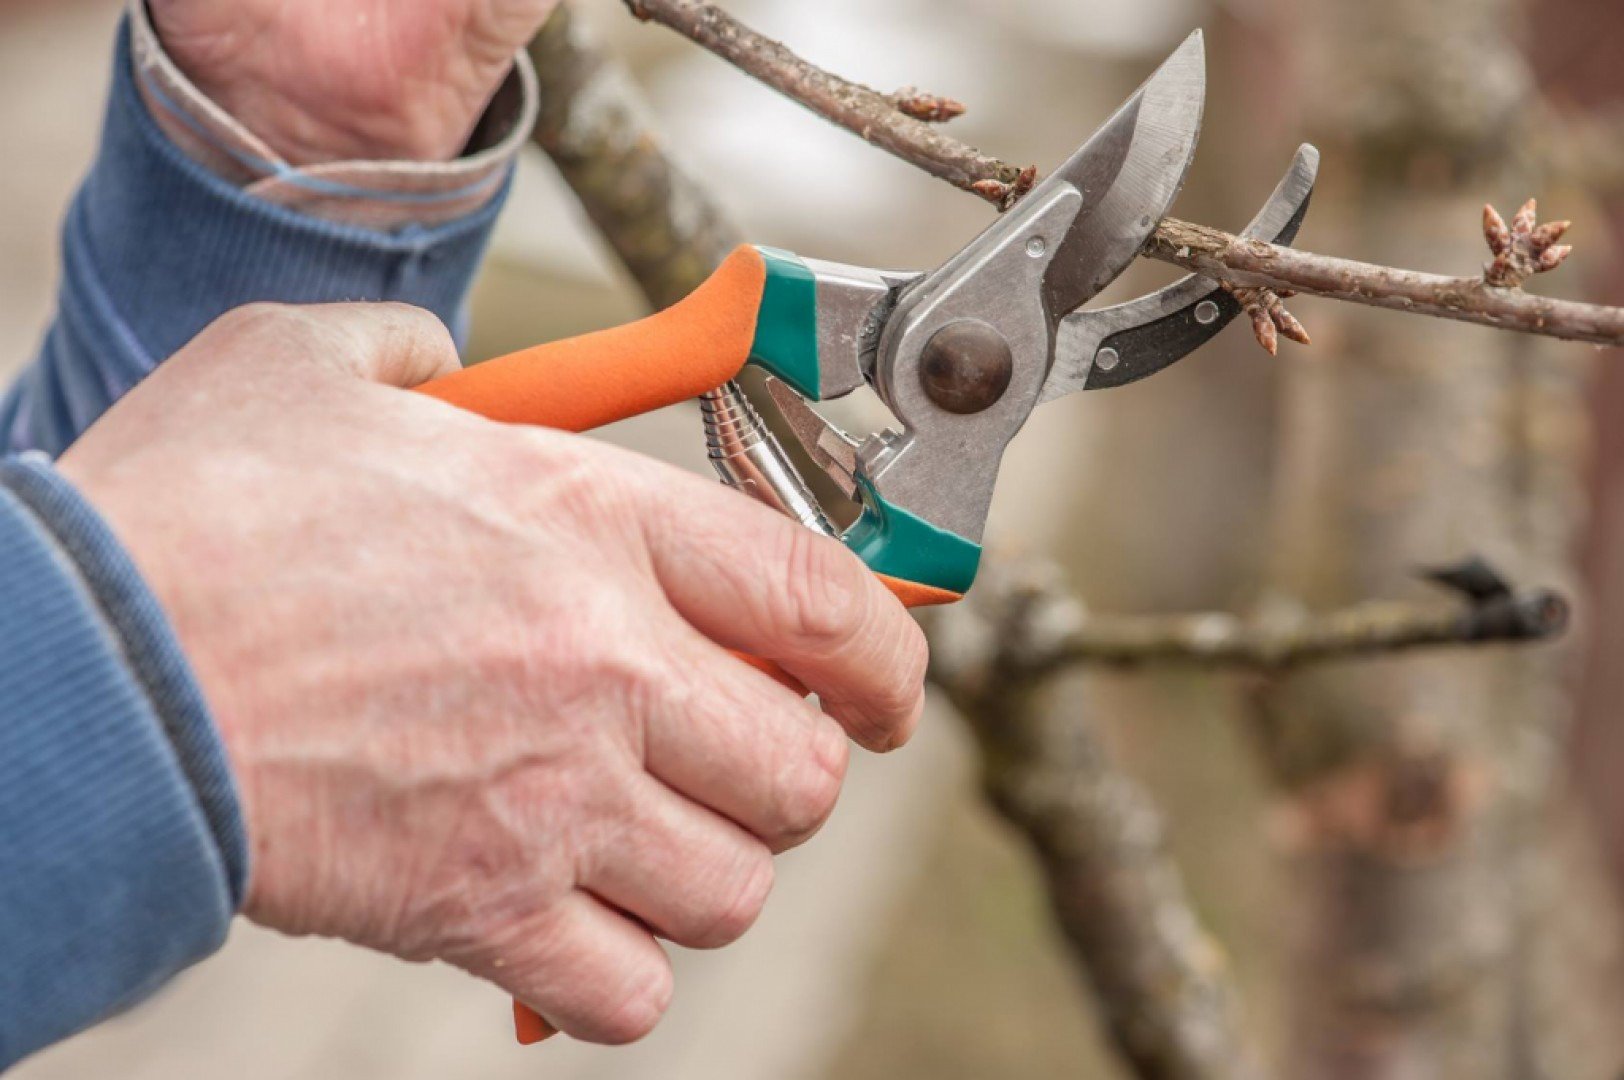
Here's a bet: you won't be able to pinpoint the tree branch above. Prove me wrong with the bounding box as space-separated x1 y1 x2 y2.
929 567 1268 1080
622 0 1624 349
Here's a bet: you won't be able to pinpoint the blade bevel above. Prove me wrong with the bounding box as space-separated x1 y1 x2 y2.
1039 30 1207 325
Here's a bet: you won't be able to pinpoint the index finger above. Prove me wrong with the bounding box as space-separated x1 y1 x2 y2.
639 473 929 753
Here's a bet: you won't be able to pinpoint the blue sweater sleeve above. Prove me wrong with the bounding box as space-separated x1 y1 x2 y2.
0 14 511 457
0 455 248 1071
0 12 519 1069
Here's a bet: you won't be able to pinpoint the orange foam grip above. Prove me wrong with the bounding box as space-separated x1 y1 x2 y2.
418 246 768 433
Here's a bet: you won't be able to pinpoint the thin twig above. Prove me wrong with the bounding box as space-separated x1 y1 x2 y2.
1147 219 1623 347
623 0 1024 198
622 0 1624 349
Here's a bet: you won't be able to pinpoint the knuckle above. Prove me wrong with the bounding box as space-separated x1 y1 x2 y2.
688 846 775 949
514 437 643 538
205 302 296 349
768 738 845 845
780 529 871 655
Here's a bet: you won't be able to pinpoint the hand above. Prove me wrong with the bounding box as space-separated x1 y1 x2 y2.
147 0 563 163
58 303 927 1043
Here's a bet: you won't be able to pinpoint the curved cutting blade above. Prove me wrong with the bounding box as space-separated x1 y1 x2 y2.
1038 30 1207 325
1040 143 1319 402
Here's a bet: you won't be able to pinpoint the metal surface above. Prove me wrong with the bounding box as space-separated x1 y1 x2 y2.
803 259 917 400
765 377 861 500
702 382 836 536
1041 144 1319 401
858 35 1207 544
1038 30 1207 325
865 187 1085 542
918 320 1015 414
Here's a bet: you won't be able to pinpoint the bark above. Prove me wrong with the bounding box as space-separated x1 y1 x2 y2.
929 565 1265 1080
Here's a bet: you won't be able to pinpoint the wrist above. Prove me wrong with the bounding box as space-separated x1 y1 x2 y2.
145 2 515 165
165 77 496 166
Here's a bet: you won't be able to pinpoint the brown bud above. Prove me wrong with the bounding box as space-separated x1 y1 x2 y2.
1537 244 1573 272
1483 204 1511 256
890 88 967 124
1531 220 1571 251
970 179 1009 204
1511 198 1538 237
1276 309 1312 347
1250 307 1279 356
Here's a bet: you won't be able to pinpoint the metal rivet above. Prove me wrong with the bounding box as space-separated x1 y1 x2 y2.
1025 237 1047 258
1194 300 1220 325
1095 347 1121 372
920 321 1016 415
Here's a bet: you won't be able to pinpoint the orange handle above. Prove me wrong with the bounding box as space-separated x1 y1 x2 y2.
417 245 768 432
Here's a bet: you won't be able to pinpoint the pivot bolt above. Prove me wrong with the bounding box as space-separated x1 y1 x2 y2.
919 320 1014 415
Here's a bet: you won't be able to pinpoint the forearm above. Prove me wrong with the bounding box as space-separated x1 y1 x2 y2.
1 3 537 456
0 455 247 1071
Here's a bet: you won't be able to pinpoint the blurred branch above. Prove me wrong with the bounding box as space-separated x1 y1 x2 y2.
622 0 1624 349
994 575 1568 677
528 8 740 309
929 566 1267 1080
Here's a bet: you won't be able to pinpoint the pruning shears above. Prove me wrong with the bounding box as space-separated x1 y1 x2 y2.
414 30 1317 1043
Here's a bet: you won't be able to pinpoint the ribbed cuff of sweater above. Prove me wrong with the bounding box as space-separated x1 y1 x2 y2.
0 454 246 1070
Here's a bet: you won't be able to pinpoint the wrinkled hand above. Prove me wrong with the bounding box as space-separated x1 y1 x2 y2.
59 303 927 1043
148 0 563 163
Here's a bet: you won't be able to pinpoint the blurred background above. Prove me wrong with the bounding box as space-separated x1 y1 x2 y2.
3 0 1623 1076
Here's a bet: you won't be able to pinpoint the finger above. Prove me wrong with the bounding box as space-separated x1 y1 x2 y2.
643 624 848 850
580 775 776 950
461 892 674 1046
640 478 929 752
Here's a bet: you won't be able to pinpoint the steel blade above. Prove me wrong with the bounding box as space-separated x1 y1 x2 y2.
1039 30 1207 324
1039 143 1319 403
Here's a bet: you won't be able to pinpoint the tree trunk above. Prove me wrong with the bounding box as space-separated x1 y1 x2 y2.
1254 0 1620 1075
